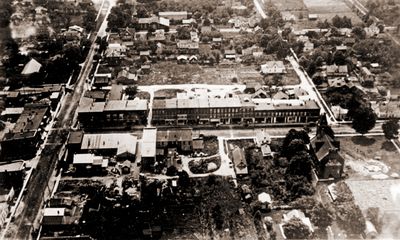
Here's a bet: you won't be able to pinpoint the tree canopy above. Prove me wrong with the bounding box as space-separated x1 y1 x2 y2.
282 217 312 239
382 119 399 140
351 106 376 135
309 203 334 229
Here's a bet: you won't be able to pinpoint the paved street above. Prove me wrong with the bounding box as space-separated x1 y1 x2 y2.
1 1 114 239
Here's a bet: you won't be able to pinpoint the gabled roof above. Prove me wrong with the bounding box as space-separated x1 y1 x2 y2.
21 58 42 75
231 147 248 175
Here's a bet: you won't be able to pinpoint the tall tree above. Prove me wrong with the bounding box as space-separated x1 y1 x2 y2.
282 218 311 239
309 203 334 229
286 151 313 177
351 106 376 135
382 119 399 140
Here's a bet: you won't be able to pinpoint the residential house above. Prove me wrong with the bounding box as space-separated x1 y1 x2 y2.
303 41 314 52
93 73 111 87
370 63 381 73
148 29 166 42
137 16 169 31
308 14 318 20
261 61 286 74
158 11 188 21
326 65 348 77
224 49 236 60
104 43 127 65
327 77 347 88
177 40 199 54
116 68 138 83
331 105 349 120
21 58 42 75
360 67 375 87
335 45 347 52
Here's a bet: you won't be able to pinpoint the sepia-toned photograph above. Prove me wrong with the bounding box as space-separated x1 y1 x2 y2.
0 0 399 239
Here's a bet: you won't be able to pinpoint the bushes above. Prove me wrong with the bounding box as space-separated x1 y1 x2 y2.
189 156 221 174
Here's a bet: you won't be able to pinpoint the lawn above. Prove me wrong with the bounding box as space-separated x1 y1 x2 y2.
339 136 400 179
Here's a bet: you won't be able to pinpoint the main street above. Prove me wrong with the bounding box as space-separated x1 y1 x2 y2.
1 1 114 239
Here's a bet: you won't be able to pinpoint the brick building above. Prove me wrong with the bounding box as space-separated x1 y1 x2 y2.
152 96 320 127
1 104 50 161
77 98 148 130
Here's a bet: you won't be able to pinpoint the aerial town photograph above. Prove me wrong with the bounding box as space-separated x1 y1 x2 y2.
0 0 400 239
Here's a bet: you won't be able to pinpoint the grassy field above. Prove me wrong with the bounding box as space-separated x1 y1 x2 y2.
303 0 362 26
270 0 307 10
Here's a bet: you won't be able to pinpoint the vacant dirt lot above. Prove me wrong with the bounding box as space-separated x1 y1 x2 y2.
138 62 265 85
339 136 400 180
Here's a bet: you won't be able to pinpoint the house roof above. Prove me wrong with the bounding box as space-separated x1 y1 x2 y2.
21 58 42 75
258 192 272 204
44 208 65 217
177 40 199 49
231 147 248 175
326 65 348 74
261 61 286 73
159 11 188 17
272 91 289 100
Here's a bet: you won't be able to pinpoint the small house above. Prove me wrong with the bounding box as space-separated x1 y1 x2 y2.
261 61 286 74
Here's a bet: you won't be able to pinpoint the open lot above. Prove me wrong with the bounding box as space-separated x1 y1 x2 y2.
270 0 307 10
138 62 265 85
138 62 300 86
339 136 400 180
303 0 362 26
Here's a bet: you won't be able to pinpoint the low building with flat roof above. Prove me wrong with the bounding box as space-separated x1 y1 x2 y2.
80 133 137 160
0 161 25 188
152 95 320 127
77 98 148 130
1 104 50 161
